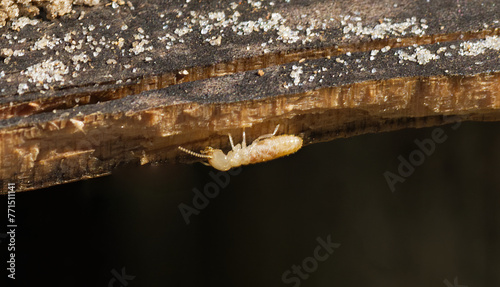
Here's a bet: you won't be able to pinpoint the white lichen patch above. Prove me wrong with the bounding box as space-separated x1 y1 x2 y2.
0 0 101 26
290 65 303 86
381 45 391 53
247 0 263 9
157 2 327 52
31 35 61 51
17 83 29 94
71 52 90 64
21 59 69 88
208 11 226 22
276 24 300 44
232 12 315 44
342 16 428 40
458 36 500 56
436 47 447 54
206 35 222 46
129 39 152 55
1 47 13 57
10 16 39 31
396 46 439 65
174 26 193 37
394 36 500 66
71 52 90 71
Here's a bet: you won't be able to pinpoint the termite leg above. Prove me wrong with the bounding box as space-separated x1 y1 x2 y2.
242 129 247 148
253 124 281 142
272 124 280 136
228 133 236 150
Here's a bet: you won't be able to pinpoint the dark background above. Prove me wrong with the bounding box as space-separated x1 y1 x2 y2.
1 121 499 287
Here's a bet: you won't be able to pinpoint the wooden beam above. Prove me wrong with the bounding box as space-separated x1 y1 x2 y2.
1 0 499 191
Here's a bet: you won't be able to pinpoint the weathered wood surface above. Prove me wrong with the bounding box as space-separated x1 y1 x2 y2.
1 0 499 191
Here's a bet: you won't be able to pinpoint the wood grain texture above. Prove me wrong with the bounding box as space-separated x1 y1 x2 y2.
1 0 499 191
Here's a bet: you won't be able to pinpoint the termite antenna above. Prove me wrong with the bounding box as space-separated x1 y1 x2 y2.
178 146 213 159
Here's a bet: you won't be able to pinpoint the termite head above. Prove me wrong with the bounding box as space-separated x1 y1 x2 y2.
178 146 232 171
208 149 232 171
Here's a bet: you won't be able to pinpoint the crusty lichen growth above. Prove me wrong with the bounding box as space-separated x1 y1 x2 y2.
0 0 100 26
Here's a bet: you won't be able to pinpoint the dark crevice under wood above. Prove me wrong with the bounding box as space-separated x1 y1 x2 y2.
1 0 500 191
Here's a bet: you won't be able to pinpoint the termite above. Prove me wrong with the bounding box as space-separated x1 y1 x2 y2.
178 125 303 171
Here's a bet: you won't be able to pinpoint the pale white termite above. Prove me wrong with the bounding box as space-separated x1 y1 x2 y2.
178 125 303 171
